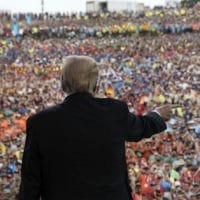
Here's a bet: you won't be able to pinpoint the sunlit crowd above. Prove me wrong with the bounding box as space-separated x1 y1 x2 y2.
0 4 200 200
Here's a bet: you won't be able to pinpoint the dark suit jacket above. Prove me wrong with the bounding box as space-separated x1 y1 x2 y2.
19 92 166 200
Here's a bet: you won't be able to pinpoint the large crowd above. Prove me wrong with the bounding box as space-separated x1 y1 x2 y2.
0 5 200 38
0 4 200 200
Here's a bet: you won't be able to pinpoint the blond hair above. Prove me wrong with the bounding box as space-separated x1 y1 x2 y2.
61 56 99 94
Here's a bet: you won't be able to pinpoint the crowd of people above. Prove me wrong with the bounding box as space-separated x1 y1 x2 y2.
0 4 200 200
0 5 200 38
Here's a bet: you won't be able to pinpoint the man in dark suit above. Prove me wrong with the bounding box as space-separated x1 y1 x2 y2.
19 56 171 200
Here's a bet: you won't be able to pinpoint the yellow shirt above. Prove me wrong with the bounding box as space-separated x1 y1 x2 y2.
0 142 6 156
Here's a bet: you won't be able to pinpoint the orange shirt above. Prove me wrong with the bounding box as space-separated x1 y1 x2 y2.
0 119 8 128
13 116 27 132
140 174 153 196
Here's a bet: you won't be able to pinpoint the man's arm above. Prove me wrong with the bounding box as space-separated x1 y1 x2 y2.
125 105 172 142
19 117 41 200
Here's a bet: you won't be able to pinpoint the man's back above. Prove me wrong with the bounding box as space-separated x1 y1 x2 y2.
20 92 167 200
20 92 132 200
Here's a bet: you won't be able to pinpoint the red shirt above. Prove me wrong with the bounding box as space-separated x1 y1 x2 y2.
140 174 153 196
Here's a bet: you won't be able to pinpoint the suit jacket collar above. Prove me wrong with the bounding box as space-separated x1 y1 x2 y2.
63 92 93 103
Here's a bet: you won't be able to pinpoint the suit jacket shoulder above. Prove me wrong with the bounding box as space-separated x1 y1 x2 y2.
94 97 129 119
27 104 63 127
